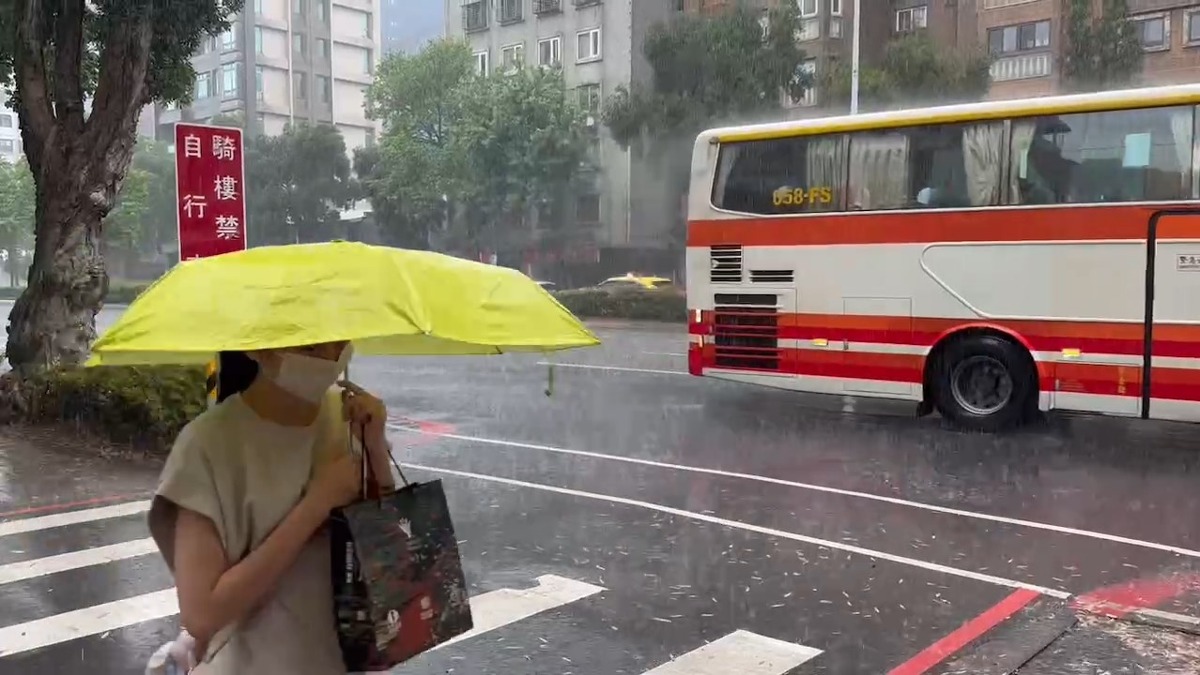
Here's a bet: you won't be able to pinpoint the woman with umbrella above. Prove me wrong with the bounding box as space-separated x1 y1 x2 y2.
94 243 601 673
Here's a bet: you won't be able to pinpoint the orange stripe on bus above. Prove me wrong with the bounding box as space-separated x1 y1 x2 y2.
688 205 1200 247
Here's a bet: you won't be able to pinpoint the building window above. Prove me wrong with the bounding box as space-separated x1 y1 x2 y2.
1187 10 1200 45
577 83 601 114
712 135 846 214
316 75 331 103
360 48 373 74
576 193 601 225
796 18 820 41
316 37 330 60
576 27 601 62
463 0 489 32
473 50 490 76
222 63 240 97
1010 106 1192 205
501 43 524 71
195 71 213 99
292 0 306 17
1133 14 1169 51
293 33 307 58
315 0 328 22
254 0 263 13
895 5 927 32
830 17 843 38
988 19 1051 55
830 0 842 15
254 27 263 54
255 66 264 100
537 36 561 67
789 59 817 107
0 114 12 128
293 72 308 100
221 28 236 51
799 0 817 17
499 0 523 23
0 139 14 154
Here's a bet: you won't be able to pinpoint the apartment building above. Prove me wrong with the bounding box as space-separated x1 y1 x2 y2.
0 91 19 164
155 0 382 155
1127 0 1200 86
446 0 677 251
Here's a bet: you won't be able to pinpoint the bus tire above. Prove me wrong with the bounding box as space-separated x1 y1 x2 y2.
932 334 1037 432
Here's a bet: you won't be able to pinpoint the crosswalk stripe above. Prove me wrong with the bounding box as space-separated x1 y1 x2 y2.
0 588 179 657
431 574 605 651
643 630 823 674
0 538 159 586
0 501 151 538
0 574 603 659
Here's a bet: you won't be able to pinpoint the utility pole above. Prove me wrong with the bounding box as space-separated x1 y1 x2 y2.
850 0 861 114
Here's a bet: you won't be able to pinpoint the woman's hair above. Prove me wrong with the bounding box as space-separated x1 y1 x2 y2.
217 351 260 402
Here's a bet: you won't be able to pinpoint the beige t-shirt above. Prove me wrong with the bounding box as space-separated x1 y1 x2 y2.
148 389 353 674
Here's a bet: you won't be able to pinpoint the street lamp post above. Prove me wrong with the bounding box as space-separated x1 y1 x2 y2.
850 0 861 115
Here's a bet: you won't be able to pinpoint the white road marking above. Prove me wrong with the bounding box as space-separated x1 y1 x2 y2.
400 462 1072 599
0 588 179 657
642 630 822 674
431 574 604 651
641 351 686 357
0 538 159 586
0 574 601 658
0 501 151 539
537 361 685 376
389 425 1200 560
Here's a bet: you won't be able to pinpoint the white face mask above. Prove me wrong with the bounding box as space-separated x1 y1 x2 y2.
269 344 353 403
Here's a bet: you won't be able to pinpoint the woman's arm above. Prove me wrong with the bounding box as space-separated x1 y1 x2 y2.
171 452 360 647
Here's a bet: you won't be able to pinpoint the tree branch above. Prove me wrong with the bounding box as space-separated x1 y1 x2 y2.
84 9 153 173
13 0 56 175
53 0 88 137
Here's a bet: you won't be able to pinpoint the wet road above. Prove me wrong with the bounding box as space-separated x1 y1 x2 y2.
1 305 1199 673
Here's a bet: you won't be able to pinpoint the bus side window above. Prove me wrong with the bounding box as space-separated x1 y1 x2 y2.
711 136 847 215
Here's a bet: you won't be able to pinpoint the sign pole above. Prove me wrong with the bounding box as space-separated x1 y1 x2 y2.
173 122 249 407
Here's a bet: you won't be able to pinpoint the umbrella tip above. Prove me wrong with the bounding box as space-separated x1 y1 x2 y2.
544 362 555 397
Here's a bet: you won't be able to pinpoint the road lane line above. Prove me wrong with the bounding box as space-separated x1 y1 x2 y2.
0 574 601 658
0 538 159 586
641 352 686 357
431 574 605 651
0 500 151 539
887 588 1041 675
387 425 1200 560
400 462 1072 599
642 630 822 674
0 492 152 519
536 362 685 376
0 588 179 657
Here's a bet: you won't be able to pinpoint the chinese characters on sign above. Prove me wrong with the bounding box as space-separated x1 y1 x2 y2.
1177 254 1200 272
175 123 248 261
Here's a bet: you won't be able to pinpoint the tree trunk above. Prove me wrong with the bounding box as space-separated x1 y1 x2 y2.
5 169 110 374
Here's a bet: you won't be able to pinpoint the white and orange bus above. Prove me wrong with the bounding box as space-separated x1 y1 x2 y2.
685 84 1200 431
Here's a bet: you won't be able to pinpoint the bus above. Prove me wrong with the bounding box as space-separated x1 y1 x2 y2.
685 84 1200 431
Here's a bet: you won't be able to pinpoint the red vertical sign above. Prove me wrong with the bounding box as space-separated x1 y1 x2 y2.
174 123 248 261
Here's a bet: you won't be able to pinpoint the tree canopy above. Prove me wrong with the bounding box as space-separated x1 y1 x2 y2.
0 159 34 285
821 35 992 111
1062 0 1143 92
359 40 590 256
0 0 244 372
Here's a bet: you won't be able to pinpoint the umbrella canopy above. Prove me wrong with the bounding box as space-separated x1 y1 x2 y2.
87 242 600 366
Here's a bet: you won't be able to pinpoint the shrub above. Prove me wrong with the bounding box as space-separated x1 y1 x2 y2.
553 288 687 322
12 365 207 454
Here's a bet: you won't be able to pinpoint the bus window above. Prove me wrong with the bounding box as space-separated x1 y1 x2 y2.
848 121 1004 210
1009 105 1193 205
711 135 847 215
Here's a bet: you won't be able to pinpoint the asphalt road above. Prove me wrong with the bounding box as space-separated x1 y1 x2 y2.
1 306 1199 673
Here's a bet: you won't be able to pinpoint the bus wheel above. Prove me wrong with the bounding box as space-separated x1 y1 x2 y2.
933 334 1036 432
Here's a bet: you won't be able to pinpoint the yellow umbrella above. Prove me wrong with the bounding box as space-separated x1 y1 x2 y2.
87 241 600 366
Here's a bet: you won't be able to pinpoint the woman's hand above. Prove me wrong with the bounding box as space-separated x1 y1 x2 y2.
338 380 387 446
306 452 361 513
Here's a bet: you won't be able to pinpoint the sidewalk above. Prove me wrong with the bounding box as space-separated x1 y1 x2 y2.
0 425 157 518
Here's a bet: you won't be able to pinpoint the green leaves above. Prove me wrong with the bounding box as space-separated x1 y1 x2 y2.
821 35 991 112
0 158 34 247
1062 0 1143 93
360 40 590 253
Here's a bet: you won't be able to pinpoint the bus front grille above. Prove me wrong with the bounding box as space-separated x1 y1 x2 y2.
710 245 743 283
712 293 781 371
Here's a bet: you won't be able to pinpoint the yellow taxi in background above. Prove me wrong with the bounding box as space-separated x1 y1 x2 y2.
596 273 672 291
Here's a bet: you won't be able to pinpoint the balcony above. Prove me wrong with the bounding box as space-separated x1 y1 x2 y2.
462 0 489 32
990 52 1052 82
498 0 523 24
982 0 1039 8
534 0 562 14
572 0 601 7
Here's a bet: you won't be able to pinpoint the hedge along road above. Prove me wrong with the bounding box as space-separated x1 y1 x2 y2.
2 303 1200 674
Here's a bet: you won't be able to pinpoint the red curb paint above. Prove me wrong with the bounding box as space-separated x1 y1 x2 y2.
888 588 1042 675
0 492 150 520
1072 573 1200 618
388 418 457 448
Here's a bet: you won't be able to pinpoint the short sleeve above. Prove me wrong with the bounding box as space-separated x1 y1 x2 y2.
148 421 224 572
